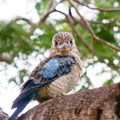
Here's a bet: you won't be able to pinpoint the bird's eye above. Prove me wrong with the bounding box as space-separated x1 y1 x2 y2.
55 41 58 46
70 40 73 44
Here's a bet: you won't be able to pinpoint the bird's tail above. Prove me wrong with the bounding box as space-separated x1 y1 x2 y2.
8 98 31 120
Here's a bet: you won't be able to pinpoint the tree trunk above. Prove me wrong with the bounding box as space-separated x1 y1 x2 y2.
16 82 120 120
1 83 120 120
0 108 8 120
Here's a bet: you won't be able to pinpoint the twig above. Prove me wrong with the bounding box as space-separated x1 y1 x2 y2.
29 1 58 34
75 0 120 12
68 7 89 30
68 7 95 55
15 17 33 25
68 0 120 52
37 1 57 26
68 0 95 57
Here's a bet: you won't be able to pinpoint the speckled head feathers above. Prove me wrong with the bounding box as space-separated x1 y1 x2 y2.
52 32 75 45
50 32 79 57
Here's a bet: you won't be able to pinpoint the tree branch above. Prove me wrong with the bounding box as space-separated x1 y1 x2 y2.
75 0 120 12
68 0 120 52
14 17 33 26
0 108 8 120
68 7 95 56
15 82 120 120
37 1 59 27
54 9 94 54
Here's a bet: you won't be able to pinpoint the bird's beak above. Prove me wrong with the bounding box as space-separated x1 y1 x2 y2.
57 41 70 52
57 42 70 49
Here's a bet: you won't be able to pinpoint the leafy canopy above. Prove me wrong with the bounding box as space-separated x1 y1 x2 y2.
0 0 120 89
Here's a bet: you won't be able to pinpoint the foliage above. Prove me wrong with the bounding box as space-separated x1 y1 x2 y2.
0 0 120 89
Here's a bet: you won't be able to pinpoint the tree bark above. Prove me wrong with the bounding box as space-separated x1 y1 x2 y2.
1 83 120 120
15 82 120 120
0 108 8 120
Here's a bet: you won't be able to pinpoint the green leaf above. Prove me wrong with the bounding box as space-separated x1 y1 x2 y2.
103 79 113 86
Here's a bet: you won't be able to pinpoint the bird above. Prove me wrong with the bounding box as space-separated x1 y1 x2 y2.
9 32 82 120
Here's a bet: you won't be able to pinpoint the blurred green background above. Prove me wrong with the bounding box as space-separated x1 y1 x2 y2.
0 0 120 94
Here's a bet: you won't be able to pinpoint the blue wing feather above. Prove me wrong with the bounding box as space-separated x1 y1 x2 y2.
9 56 75 120
9 97 33 120
37 57 75 79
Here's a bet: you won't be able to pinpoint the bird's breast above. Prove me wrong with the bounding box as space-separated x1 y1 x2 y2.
36 63 81 102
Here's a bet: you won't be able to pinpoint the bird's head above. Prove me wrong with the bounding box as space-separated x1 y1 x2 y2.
50 32 78 57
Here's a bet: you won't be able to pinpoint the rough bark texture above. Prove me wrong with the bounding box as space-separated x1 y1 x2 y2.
15 82 120 120
0 108 8 120
1 83 120 120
